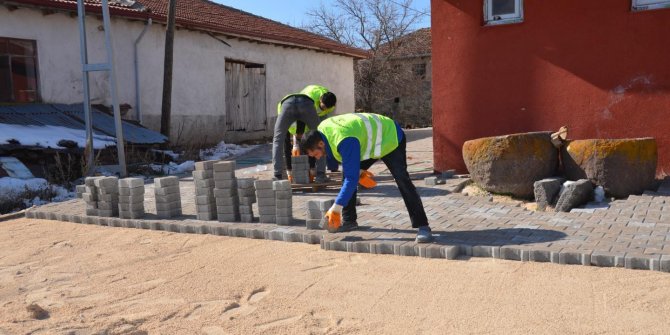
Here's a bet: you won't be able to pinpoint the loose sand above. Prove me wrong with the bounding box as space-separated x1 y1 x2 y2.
2 218 670 334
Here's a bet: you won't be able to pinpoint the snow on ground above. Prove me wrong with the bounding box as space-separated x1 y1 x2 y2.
146 141 257 176
0 177 75 209
0 124 116 149
149 161 196 175
151 149 181 160
200 141 257 161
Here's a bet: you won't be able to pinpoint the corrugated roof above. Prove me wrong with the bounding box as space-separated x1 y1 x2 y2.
8 0 368 58
0 103 167 146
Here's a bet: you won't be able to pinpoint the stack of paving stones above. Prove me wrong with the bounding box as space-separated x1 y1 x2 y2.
291 155 310 184
82 177 103 216
273 180 293 225
213 161 240 222
154 176 182 218
237 178 257 222
193 160 217 220
75 184 86 199
94 176 119 217
118 177 145 219
254 180 276 223
305 198 333 229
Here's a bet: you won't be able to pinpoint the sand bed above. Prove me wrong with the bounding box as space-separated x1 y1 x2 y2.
1 218 670 334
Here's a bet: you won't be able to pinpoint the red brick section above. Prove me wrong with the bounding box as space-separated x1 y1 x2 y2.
9 0 368 58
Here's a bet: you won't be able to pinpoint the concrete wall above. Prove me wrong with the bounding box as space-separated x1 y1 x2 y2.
431 0 670 173
0 6 356 145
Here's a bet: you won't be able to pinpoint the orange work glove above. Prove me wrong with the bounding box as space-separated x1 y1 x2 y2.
358 170 377 189
291 135 301 157
324 204 343 233
309 169 315 183
287 171 293 183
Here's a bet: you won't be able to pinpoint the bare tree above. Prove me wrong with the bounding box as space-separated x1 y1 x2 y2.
305 0 428 117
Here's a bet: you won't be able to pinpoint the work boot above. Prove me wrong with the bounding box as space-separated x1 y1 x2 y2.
336 221 359 233
314 174 331 184
415 226 433 243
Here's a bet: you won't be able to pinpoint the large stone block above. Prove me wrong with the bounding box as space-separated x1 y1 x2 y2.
555 179 594 212
562 138 657 198
533 177 565 211
462 132 558 198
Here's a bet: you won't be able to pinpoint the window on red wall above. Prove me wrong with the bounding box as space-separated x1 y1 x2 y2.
0 37 39 103
632 0 670 11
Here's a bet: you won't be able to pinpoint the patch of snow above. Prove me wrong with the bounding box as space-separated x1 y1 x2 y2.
0 124 116 149
149 160 195 175
594 186 605 202
0 177 75 207
200 141 256 161
0 177 48 195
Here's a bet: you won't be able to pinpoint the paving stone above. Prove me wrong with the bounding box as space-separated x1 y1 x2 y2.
119 178 144 188
85 176 103 187
215 180 237 189
155 193 182 204
259 215 276 223
258 206 276 215
306 219 322 230
215 197 239 206
82 193 98 202
152 186 176 196
213 171 236 181
98 209 118 217
217 213 240 222
195 195 215 205
156 201 181 212
213 187 237 196
195 160 217 171
273 180 291 191
240 214 255 222
98 194 119 202
660 255 670 273
119 211 145 219
559 249 592 265
276 198 293 208
254 179 274 190
625 253 658 270
275 191 292 200
118 195 145 204
590 251 626 267
216 205 238 214
196 212 217 221
96 202 117 211
94 176 118 189
239 197 256 206
213 161 236 172
276 216 292 225
195 179 215 188
154 176 179 188
118 202 144 211
192 170 214 180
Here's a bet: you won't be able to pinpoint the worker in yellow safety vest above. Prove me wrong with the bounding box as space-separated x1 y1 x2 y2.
300 113 433 243
273 85 336 182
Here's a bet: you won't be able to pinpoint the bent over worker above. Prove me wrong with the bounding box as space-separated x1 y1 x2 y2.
299 113 433 243
273 85 336 182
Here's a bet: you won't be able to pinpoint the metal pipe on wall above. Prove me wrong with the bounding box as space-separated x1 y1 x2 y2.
134 18 152 123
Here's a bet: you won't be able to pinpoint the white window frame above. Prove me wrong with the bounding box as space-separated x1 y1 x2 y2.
484 0 524 26
632 0 670 11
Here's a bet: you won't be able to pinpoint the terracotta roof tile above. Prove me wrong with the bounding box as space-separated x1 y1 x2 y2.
8 0 368 58
377 28 431 58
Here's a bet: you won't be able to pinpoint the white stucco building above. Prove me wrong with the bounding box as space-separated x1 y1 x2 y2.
0 0 366 145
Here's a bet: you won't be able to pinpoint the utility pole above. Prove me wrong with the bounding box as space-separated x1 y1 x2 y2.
160 0 177 139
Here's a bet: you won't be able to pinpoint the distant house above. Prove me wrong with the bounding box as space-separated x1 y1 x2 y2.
0 0 367 146
359 28 432 128
431 0 670 173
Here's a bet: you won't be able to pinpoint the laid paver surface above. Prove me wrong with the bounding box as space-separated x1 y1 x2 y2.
26 128 670 272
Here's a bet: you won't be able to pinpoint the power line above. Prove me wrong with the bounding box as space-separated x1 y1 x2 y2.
386 0 430 16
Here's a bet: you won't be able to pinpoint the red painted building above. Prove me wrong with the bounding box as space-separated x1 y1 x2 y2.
431 0 670 174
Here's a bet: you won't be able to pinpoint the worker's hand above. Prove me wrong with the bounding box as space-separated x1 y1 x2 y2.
324 204 342 233
292 145 300 157
287 171 293 183
358 170 377 189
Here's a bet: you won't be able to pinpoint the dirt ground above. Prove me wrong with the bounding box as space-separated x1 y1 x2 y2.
2 219 670 334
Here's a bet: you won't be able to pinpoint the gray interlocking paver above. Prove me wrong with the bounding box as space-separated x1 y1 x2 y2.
23 135 670 273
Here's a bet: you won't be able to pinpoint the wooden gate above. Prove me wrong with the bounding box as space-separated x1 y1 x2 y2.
225 60 267 132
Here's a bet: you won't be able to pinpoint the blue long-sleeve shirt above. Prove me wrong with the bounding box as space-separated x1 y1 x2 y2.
321 122 404 206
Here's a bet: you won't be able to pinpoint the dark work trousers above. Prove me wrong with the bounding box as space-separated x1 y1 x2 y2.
342 138 429 228
283 132 316 171
273 95 325 179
